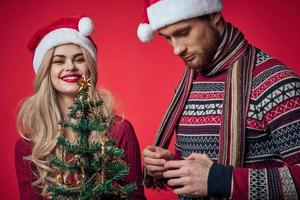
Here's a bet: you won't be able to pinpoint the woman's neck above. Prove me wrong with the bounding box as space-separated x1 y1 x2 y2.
57 94 77 142
57 94 75 118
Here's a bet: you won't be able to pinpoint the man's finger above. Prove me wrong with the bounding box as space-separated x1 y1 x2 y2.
147 171 164 179
164 160 188 169
144 157 166 166
163 168 185 179
143 146 161 158
173 185 197 196
167 177 186 187
145 164 166 173
186 153 210 160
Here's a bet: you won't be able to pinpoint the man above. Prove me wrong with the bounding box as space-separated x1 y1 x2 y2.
137 0 300 199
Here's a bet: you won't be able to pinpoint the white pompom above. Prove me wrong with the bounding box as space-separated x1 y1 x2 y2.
137 23 154 43
78 17 94 36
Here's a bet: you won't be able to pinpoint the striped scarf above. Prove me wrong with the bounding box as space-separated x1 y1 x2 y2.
144 23 256 188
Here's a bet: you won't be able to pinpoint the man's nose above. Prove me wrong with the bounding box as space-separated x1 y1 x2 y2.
173 42 186 56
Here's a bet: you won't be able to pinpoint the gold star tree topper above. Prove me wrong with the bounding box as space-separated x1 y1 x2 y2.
77 77 92 92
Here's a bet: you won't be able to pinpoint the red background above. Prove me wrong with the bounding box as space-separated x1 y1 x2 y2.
1 0 299 199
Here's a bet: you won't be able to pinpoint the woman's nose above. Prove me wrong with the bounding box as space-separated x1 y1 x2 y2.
65 60 77 71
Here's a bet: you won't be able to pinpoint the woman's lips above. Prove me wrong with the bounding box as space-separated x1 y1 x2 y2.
60 74 81 83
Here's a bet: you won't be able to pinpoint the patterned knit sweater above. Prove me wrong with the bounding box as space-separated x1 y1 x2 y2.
176 49 300 199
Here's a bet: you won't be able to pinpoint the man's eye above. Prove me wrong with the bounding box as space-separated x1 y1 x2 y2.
179 30 189 36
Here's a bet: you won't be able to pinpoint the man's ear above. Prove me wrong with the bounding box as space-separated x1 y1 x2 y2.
210 13 222 26
210 13 224 34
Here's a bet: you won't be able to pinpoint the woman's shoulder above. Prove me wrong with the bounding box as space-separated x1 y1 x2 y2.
111 116 134 130
15 138 33 156
108 116 137 141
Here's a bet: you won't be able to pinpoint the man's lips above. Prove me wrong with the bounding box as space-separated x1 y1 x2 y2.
183 54 195 62
60 74 82 83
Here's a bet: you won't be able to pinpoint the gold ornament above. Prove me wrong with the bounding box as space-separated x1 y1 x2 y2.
80 166 86 179
77 77 92 92
67 154 80 163
55 174 64 186
121 192 128 199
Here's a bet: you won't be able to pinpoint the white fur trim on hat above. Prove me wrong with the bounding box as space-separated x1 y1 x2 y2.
148 0 223 31
33 28 97 73
137 23 154 43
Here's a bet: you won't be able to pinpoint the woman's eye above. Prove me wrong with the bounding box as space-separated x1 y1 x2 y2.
75 58 85 63
52 60 64 64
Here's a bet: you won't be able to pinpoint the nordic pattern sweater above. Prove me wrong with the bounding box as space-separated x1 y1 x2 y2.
176 49 300 199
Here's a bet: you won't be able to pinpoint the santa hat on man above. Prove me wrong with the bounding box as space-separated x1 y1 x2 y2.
28 15 97 74
137 0 223 43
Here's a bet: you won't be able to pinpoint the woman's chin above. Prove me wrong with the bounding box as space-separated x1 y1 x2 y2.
55 87 80 98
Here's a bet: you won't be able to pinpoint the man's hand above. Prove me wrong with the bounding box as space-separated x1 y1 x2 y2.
163 153 213 196
142 145 174 178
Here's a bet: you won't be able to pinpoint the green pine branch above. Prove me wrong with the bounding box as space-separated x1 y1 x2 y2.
49 81 137 199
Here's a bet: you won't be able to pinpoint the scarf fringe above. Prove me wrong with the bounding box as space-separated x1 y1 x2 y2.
143 168 168 190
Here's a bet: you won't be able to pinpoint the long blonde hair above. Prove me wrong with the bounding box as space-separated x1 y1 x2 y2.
17 46 114 196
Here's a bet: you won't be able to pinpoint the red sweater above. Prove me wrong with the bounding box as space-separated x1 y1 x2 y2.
15 117 146 200
176 49 300 199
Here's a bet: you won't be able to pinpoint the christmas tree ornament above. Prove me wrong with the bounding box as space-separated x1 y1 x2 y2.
77 77 92 92
48 77 136 199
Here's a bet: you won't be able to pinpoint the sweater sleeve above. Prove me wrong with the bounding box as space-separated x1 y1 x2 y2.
231 116 300 199
110 117 146 200
15 138 44 200
229 62 300 199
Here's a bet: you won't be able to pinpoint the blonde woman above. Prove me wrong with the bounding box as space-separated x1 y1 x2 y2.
15 15 146 200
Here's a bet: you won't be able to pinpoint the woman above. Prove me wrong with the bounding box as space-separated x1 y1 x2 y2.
15 15 146 200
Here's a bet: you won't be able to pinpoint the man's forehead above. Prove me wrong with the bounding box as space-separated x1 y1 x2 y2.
158 20 193 36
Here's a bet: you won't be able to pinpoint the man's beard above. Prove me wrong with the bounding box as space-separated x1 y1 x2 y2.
185 25 221 72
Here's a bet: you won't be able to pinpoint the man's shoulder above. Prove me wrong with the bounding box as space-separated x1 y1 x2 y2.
252 48 299 87
254 48 288 70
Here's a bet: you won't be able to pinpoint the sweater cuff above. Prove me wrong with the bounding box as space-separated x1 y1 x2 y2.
207 162 233 197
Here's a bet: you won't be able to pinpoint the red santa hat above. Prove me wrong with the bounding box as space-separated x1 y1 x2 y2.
137 0 223 43
28 15 97 73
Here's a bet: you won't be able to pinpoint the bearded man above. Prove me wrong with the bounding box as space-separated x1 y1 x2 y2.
138 0 300 199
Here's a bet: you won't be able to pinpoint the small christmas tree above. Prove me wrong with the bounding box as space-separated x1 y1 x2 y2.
48 77 136 200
